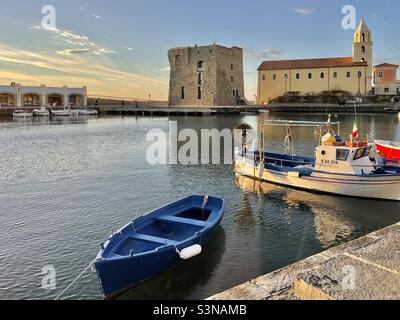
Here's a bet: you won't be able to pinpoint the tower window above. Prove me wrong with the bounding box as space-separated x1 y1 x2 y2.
308 73 312 79
231 64 233 70
197 86 202 100
262 75 266 81
231 76 234 83
361 58 365 63
296 73 300 79
346 71 351 78
198 73 203 85
197 61 204 72
273 74 277 80
175 55 181 65
181 87 185 99
358 71 362 78
233 90 235 97
333 72 338 78
362 33 365 42
320 72 325 79
361 46 366 53
236 90 239 97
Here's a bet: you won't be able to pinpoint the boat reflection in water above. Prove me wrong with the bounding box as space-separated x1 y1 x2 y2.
118 227 226 300
235 175 400 250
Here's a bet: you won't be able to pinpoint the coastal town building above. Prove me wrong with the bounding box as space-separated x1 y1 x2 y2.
373 63 400 96
0 83 87 108
257 19 373 104
168 44 245 106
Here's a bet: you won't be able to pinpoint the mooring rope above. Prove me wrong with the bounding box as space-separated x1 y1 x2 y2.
54 262 93 300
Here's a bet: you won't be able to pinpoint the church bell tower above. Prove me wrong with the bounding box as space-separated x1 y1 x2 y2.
353 18 373 94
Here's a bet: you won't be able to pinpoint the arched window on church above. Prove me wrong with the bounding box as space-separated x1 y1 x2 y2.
333 72 338 78
296 73 300 79
361 46 366 54
308 73 312 79
362 33 365 42
358 71 362 78
320 72 325 79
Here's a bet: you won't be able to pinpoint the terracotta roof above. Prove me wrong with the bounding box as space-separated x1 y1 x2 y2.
258 57 368 71
374 63 399 68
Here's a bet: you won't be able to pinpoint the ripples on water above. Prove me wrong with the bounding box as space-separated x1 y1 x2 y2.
0 114 399 300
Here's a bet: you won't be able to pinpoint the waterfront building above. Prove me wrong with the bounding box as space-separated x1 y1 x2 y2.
0 83 87 108
373 63 400 96
257 19 373 104
168 44 245 106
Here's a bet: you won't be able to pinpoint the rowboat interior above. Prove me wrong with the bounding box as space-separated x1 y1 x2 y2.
101 199 217 259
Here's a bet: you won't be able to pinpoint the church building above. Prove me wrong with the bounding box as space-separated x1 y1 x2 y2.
257 19 373 104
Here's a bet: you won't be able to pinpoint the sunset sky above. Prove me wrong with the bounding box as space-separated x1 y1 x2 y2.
0 0 399 100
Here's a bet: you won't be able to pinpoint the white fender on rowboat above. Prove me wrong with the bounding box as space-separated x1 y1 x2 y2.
258 163 265 177
178 244 202 260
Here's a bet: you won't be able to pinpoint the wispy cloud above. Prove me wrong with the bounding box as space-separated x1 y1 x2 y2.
125 47 133 51
29 24 118 56
0 43 168 99
92 14 101 19
160 66 170 72
293 8 315 15
245 48 288 60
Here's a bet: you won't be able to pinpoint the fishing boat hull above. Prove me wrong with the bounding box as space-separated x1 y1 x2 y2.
235 156 400 201
375 140 400 161
93 195 225 299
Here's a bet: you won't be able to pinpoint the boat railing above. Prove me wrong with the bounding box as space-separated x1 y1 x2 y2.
241 152 390 169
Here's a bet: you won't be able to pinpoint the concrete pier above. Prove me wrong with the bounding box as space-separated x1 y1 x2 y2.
209 222 400 300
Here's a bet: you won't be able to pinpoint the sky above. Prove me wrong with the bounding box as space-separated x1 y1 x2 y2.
0 0 399 101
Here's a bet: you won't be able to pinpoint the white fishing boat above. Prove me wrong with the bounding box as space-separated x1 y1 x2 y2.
13 110 33 118
234 119 400 201
76 109 98 116
33 107 50 117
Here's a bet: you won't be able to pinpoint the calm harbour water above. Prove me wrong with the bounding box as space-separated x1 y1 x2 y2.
0 113 399 300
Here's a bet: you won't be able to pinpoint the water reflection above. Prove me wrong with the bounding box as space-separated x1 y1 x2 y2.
119 228 226 300
235 175 400 249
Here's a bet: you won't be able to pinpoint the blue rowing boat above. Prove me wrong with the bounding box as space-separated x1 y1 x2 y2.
92 195 225 299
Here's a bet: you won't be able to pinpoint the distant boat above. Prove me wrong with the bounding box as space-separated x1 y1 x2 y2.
51 109 70 117
92 195 225 299
33 107 50 117
13 110 33 118
76 109 98 116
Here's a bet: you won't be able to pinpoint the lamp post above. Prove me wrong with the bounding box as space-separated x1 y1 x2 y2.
284 74 288 94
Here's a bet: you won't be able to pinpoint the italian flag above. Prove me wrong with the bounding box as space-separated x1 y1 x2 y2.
352 117 359 138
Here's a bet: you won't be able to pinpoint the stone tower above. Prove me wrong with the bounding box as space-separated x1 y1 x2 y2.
353 19 373 93
168 44 245 107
